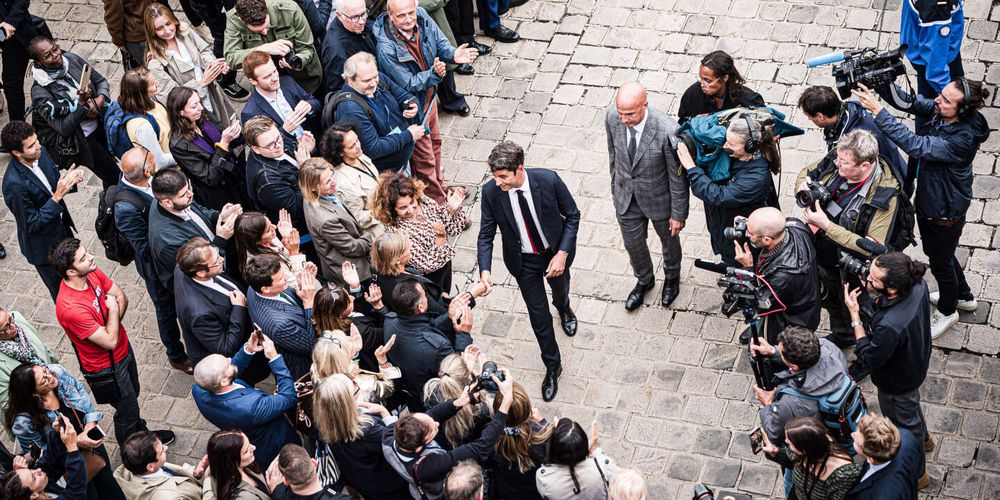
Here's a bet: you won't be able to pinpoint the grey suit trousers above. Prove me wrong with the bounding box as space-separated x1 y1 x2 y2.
616 196 682 285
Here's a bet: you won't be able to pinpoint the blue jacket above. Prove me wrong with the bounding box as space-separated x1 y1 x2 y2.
112 184 156 283
241 76 320 148
876 87 991 219
1 147 75 266
321 18 378 96
246 288 317 380
12 364 103 453
824 101 907 180
900 0 963 93
335 77 416 171
173 267 252 366
192 348 300 468
245 151 309 235
372 7 456 111
848 429 922 500
856 280 932 395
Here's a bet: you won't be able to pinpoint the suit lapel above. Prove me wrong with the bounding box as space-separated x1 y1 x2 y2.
528 170 544 221
631 112 656 167
13 161 52 196
497 187 518 237
252 92 284 126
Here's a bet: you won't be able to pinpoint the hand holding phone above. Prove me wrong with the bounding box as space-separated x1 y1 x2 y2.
86 425 106 441
749 427 764 454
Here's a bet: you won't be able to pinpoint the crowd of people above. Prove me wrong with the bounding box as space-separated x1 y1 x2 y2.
0 0 991 498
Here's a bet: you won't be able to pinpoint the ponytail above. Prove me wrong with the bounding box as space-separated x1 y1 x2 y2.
873 252 926 296
759 124 781 175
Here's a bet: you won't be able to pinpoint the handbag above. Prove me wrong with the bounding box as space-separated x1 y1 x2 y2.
67 407 106 482
314 441 341 488
282 373 315 435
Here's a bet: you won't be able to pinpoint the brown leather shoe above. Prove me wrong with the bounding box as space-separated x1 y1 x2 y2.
169 358 194 375
918 469 930 490
924 434 935 453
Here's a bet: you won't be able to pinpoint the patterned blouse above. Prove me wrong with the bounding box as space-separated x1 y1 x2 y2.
775 448 863 500
387 195 468 274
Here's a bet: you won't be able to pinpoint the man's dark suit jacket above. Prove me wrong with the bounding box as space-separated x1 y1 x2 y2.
245 151 308 235
0 0 48 48
320 18 377 96
113 184 156 282
246 288 317 380
848 429 922 500
173 267 252 366
1 148 75 266
240 76 320 147
477 168 580 276
147 203 226 289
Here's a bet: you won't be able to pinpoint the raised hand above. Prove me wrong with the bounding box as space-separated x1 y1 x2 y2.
364 283 383 307
375 334 396 366
220 121 242 149
277 209 294 238
453 43 479 64
281 228 301 255
341 261 360 288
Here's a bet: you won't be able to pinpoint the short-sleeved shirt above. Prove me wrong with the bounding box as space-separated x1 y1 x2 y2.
55 269 129 373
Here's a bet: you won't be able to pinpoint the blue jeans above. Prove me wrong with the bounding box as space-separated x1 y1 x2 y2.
476 0 509 30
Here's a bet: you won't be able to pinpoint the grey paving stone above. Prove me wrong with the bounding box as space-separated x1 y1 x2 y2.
938 437 979 467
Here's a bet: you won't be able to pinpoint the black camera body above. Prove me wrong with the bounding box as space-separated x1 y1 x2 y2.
717 268 773 317
477 361 505 392
724 217 748 243
831 46 906 99
839 252 871 279
796 178 842 219
283 52 304 71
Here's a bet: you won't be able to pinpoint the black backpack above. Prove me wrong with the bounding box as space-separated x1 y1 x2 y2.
321 81 392 133
95 185 148 266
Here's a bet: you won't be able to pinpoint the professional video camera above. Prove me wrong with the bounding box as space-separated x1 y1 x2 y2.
806 46 907 99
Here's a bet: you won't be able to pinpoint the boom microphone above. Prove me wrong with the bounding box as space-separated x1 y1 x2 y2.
856 238 888 256
806 51 846 67
694 258 729 274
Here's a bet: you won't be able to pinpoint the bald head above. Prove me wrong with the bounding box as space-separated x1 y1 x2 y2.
121 147 154 184
386 0 415 14
193 354 236 392
748 207 786 239
615 82 648 127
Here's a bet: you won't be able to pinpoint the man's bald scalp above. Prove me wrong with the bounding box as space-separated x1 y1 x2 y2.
616 82 648 108
386 0 416 13
750 207 786 239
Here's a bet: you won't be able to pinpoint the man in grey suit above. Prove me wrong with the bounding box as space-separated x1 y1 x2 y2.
605 82 689 310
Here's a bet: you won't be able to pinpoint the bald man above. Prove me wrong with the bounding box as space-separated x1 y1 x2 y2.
113 147 191 373
605 82 689 310
735 207 822 344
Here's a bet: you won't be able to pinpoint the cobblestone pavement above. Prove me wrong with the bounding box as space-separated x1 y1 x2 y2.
1 0 999 498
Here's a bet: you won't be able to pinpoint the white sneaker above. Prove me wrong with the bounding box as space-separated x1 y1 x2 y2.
930 310 960 339
929 292 978 312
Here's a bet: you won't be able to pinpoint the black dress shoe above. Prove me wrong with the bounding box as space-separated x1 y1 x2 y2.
454 63 475 75
542 365 562 402
558 309 577 337
625 281 653 311
484 25 520 43
441 104 471 116
739 326 752 345
660 278 680 308
509 0 528 6
0 243 6 259
471 41 492 55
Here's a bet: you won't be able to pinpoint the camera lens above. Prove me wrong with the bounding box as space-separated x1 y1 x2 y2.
795 190 814 208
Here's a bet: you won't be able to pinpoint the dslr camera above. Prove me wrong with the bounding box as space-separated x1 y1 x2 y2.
476 361 505 392
796 178 842 219
724 217 748 243
283 52 304 71
838 252 871 279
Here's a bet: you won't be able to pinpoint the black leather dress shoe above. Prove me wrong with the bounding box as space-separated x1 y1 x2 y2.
0 243 6 259
739 326 752 345
660 277 680 308
559 309 577 337
542 365 562 402
454 63 475 75
625 281 653 311
471 41 492 55
440 104 471 116
509 0 528 6
485 25 520 43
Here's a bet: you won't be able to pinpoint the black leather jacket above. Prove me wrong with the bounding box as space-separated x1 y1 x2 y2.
756 218 822 333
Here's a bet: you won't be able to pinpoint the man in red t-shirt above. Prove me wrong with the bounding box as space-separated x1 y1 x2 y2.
51 238 175 446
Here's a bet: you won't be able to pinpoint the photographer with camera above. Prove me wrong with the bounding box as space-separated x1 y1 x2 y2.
853 79 991 339
843 252 932 488
795 129 907 347
731 207 820 345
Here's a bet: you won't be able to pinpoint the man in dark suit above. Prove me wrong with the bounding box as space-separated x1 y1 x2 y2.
240 51 320 149
849 414 925 497
114 147 191 374
605 82 689 311
174 237 268 384
1 121 84 300
477 141 579 402
192 329 299 468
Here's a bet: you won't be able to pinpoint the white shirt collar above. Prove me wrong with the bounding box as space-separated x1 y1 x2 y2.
631 111 649 140
121 178 153 197
860 459 891 484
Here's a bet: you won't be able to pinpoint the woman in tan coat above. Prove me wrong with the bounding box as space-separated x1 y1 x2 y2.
321 122 384 238
202 430 271 500
143 3 236 129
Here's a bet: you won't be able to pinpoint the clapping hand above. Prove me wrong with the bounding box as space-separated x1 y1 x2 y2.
364 283 383 308
215 204 242 240
375 334 396 366
265 455 285 493
281 228 301 255
341 261 361 289
277 209 294 238
295 131 316 164
220 121 242 150
199 60 225 87
446 187 465 213
462 344 481 371
296 264 320 307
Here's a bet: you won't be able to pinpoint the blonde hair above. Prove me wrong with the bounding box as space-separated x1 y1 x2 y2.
609 467 647 500
311 331 357 380
299 158 334 204
857 414 901 463
243 115 277 147
423 354 491 449
143 3 183 63
493 382 552 473
313 374 369 443
370 231 410 276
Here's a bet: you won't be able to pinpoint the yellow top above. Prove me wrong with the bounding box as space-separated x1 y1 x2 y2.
125 102 172 155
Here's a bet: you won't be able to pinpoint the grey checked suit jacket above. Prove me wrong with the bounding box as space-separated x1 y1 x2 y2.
605 107 690 221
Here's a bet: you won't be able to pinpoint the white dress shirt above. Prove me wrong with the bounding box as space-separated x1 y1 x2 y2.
859 460 890 484
193 275 238 297
507 173 550 254
262 89 304 138
27 161 53 194
177 208 214 239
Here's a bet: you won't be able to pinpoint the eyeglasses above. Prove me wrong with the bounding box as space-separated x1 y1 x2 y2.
0 317 15 334
262 136 283 151
41 44 61 62
340 10 367 22
207 254 224 269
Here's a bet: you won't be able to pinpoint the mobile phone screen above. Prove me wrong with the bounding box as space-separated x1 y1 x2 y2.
87 426 106 440
749 427 764 454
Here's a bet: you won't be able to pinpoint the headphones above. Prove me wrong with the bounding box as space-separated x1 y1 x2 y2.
956 78 971 119
742 114 760 154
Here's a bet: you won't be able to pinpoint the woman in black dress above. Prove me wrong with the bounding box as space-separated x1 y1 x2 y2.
677 50 765 124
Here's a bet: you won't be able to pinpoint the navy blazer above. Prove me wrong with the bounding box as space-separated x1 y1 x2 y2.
848 429 922 500
173 267 252 366
113 184 156 282
147 203 227 290
246 288 317 380
244 151 308 235
477 168 580 276
192 348 300 468
1 148 75 266
241 76 320 147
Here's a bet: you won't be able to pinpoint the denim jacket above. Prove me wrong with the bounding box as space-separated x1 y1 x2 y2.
11 364 103 452
372 7 457 110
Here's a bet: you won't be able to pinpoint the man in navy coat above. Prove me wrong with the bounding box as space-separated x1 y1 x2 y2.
1 121 84 300
477 141 579 402
849 414 925 498
240 51 320 149
192 329 299 468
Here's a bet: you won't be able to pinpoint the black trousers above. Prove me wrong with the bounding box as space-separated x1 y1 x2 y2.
424 260 453 297
35 263 63 302
514 251 568 373
444 0 475 44
1 38 30 121
141 272 187 363
437 71 468 111
105 349 147 444
918 216 971 316
75 130 120 189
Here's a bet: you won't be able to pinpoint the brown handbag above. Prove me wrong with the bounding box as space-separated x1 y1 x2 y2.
68 407 107 482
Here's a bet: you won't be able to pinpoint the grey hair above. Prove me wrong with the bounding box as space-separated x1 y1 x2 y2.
836 129 879 166
342 52 377 80
727 115 757 143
